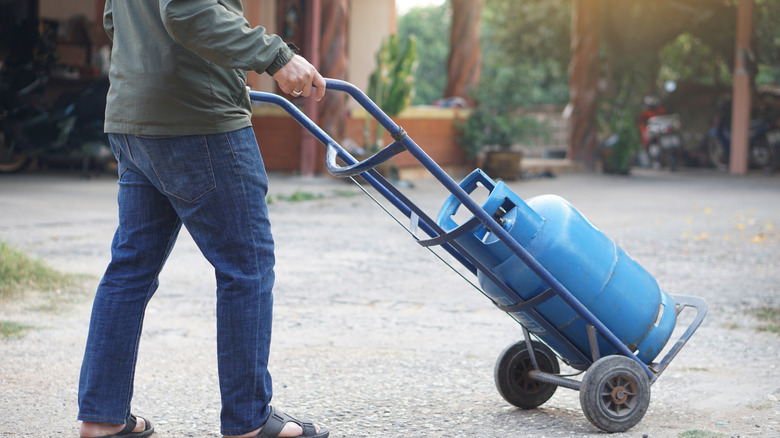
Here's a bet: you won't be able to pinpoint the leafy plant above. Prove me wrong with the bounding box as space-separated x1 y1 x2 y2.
600 105 641 174
456 106 543 158
456 79 548 159
364 34 418 153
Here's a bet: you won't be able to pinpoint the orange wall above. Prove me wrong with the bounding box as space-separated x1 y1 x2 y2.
252 110 467 174
343 114 467 168
252 116 303 172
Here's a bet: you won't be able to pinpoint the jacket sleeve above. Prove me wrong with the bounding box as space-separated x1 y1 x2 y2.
103 0 113 42
159 0 293 75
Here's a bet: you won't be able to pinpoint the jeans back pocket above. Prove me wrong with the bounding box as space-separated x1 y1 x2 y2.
134 135 216 203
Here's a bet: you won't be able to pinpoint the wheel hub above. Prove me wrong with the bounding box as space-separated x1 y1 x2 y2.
611 385 629 404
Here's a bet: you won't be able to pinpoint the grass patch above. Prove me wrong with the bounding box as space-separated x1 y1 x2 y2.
0 321 34 338
0 241 81 339
0 241 74 298
268 189 359 205
755 306 780 335
331 189 360 198
678 431 728 438
276 190 325 202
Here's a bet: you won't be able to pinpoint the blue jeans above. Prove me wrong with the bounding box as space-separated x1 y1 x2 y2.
78 127 275 435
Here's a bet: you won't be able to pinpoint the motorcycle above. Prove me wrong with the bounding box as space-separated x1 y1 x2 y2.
637 96 683 170
706 99 778 172
0 68 112 174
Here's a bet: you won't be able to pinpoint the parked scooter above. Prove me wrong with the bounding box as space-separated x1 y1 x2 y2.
0 68 112 174
637 96 683 170
706 99 778 172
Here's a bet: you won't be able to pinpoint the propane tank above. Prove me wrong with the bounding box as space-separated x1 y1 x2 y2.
437 169 676 368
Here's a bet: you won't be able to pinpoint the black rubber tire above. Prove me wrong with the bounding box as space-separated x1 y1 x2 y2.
0 132 29 173
494 340 560 409
579 355 651 433
666 143 681 172
750 135 776 171
706 135 728 171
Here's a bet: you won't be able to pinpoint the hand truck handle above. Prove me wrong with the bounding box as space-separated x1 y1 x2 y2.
249 79 408 178
436 168 500 231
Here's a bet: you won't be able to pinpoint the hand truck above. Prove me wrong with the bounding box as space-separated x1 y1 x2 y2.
249 80 707 433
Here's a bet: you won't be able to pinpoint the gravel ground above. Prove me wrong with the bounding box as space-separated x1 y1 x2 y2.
0 167 779 437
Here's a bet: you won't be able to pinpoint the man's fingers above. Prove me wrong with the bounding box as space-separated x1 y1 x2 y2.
289 72 324 101
313 72 327 101
272 55 325 101
299 82 312 97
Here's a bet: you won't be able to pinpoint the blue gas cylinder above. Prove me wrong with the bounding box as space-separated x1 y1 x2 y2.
437 170 676 369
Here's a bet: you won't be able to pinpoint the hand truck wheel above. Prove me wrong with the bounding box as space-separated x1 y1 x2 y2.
579 355 651 432
494 339 560 409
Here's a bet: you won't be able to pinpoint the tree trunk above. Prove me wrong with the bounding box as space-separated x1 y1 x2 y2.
444 0 482 106
729 0 754 174
568 0 602 167
318 0 349 144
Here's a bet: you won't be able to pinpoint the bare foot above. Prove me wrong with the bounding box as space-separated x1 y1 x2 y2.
79 417 146 437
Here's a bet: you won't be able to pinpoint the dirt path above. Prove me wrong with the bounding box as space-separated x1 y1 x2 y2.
1 168 779 437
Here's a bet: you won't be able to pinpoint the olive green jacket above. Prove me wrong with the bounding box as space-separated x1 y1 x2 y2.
103 0 293 135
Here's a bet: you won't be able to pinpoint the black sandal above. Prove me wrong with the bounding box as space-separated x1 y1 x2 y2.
255 406 328 438
81 414 155 438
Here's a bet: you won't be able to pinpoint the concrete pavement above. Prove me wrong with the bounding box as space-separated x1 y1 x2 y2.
1 167 779 437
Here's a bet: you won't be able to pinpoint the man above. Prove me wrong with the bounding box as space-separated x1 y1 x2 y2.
77 1 328 437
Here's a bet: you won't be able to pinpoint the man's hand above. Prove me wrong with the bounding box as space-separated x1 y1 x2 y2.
272 55 326 101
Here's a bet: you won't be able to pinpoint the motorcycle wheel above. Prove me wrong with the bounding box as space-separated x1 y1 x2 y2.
0 131 30 173
706 135 728 171
648 143 663 170
665 148 679 172
750 135 776 172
